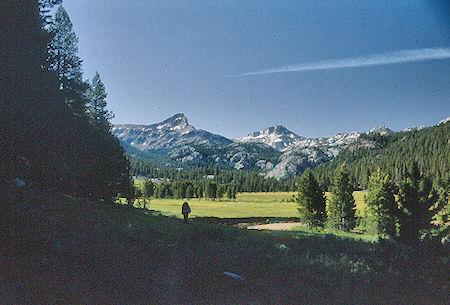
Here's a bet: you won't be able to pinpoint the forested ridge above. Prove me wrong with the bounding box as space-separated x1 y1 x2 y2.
314 122 449 190
0 1 133 201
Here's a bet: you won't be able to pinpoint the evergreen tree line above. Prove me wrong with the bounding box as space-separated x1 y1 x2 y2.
139 179 238 201
296 163 448 245
313 122 449 191
130 159 300 192
1 1 133 201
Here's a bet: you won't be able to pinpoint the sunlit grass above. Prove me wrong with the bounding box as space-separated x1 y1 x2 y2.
235 191 297 202
133 191 368 219
148 198 299 218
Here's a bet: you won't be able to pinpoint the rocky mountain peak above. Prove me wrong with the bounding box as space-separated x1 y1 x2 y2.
368 125 393 135
157 113 189 130
237 125 304 151
112 113 231 150
259 125 291 136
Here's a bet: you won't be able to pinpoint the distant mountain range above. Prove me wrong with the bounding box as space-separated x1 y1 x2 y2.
112 114 449 179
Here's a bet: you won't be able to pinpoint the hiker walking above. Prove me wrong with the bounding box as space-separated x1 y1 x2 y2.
182 201 191 223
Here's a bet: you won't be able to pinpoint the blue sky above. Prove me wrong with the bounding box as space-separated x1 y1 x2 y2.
62 0 449 138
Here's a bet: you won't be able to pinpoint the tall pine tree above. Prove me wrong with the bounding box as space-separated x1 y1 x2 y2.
328 167 356 232
296 169 327 227
86 72 114 130
396 163 441 244
365 169 397 238
47 5 87 114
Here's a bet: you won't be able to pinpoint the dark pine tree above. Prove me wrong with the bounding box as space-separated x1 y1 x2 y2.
396 162 441 244
186 185 194 199
365 169 398 238
47 5 88 114
143 179 155 198
328 167 356 232
296 169 327 227
226 185 233 200
86 72 114 129
205 181 217 200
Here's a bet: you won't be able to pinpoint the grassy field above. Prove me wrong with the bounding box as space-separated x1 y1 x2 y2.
132 191 369 219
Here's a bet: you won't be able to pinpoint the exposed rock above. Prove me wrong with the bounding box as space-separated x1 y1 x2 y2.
255 160 274 171
263 131 361 179
265 154 310 180
401 126 425 132
169 146 205 163
368 125 394 135
236 125 304 151
234 159 249 170
112 113 231 150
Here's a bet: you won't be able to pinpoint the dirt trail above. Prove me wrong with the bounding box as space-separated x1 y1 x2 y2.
247 222 305 231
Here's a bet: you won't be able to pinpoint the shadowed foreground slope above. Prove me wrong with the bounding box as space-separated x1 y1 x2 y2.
1 189 447 304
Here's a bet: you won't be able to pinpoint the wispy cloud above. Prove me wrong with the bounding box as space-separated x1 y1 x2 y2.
239 47 450 76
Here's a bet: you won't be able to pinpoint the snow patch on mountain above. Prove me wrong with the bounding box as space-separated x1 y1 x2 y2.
368 125 394 135
438 116 450 125
237 125 304 151
112 113 231 150
402 126 425 132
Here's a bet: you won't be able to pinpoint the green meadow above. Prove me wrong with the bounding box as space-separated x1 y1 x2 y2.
130 191 368 219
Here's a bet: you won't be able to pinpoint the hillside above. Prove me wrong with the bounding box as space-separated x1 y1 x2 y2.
313 121 450 189
1 188 447 304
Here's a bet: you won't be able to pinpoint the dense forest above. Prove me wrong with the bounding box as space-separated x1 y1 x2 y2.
314 123 449 190
0 1 133 201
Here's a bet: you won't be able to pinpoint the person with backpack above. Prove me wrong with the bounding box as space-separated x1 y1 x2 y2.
182 201 191 223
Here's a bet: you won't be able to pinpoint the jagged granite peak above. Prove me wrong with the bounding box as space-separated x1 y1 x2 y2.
291 132 361 150
249 125 294 137
368 125 394 135
112 114 231 150
237 125 304 151
158 113 189 130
